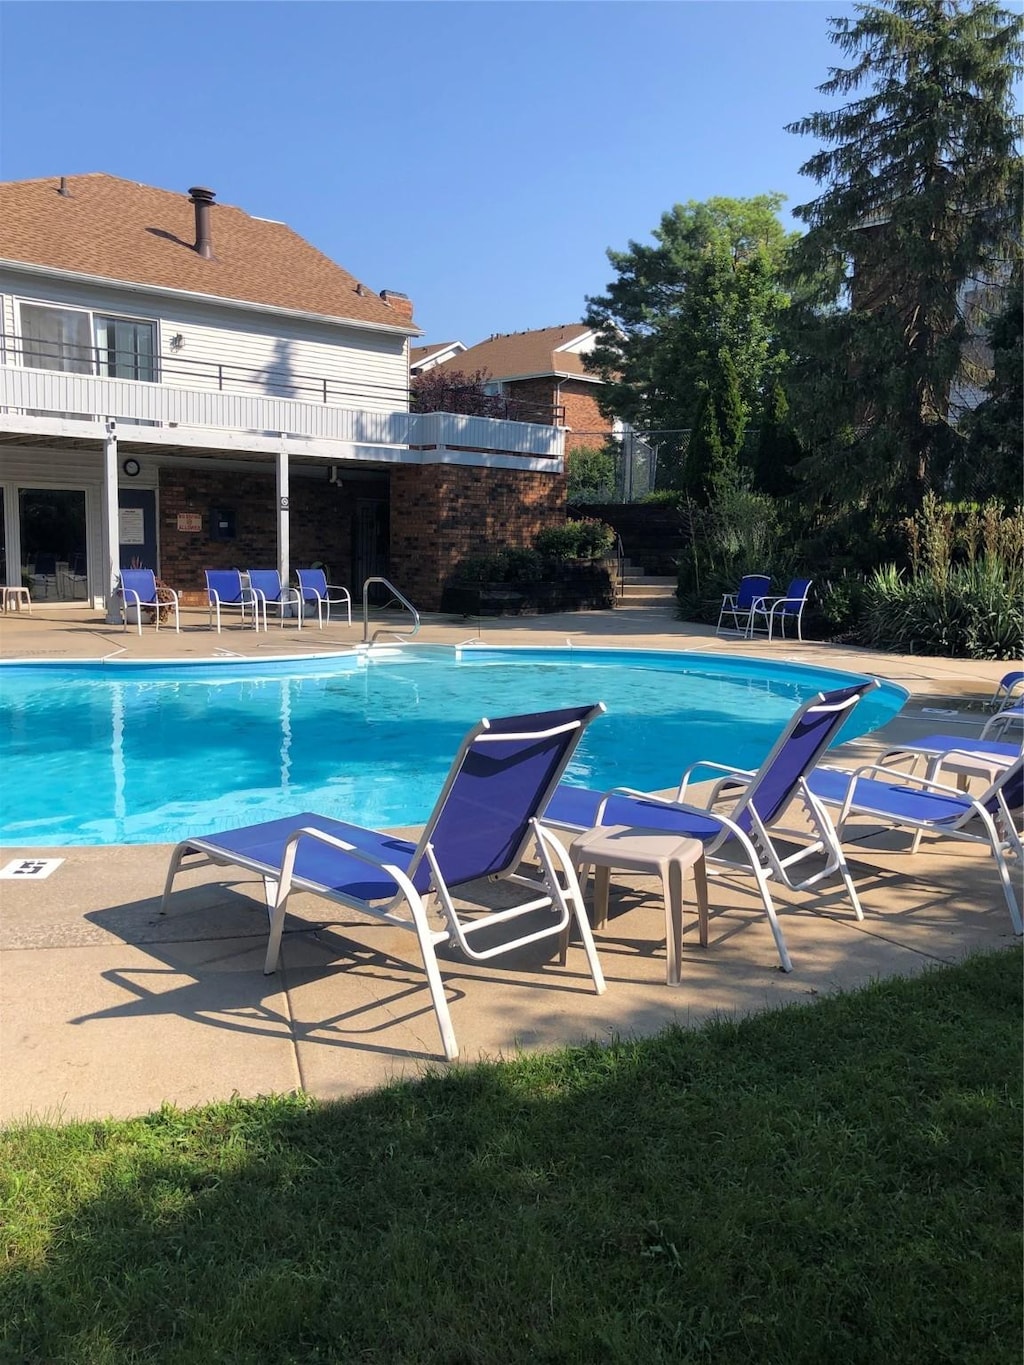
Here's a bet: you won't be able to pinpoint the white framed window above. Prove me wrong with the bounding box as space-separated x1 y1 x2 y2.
16 300 157 380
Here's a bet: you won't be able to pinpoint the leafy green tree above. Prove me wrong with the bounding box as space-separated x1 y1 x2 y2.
584 195 796 469
785 0 1023 518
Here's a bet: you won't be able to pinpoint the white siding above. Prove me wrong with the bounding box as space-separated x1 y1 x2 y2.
0 271 409 413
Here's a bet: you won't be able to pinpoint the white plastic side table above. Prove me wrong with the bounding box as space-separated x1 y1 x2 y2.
569 824 709 985
1 586 32 613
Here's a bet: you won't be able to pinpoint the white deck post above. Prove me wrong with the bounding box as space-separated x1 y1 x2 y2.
277 442 290 595
103 419 121 625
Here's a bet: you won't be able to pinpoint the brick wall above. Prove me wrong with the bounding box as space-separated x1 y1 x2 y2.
560 381 611 449
390 464 566 610
157 466 354 594
505 377 611 450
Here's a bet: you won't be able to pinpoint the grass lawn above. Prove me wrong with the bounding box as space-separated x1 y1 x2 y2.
1 946 1020 1364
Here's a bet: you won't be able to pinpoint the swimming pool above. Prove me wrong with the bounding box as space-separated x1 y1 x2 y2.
0 645 907 846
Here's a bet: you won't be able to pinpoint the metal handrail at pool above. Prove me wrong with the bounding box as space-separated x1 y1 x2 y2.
362 576 420 645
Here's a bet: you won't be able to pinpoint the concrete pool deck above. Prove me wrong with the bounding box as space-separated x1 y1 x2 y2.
1 600 1020 1125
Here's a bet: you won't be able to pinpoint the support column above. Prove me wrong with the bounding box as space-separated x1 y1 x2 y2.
103 419 121 625
276 443 290 590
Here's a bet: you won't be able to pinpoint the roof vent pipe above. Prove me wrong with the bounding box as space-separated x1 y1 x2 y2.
58 176 71 197
188 186 216 259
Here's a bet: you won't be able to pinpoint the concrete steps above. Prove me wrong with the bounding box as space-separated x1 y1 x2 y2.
617 560 678 614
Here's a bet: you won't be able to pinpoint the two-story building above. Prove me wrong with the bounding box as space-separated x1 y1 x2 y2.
0 174 568 614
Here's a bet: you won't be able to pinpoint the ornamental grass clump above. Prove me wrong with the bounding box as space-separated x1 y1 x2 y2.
860 496 1023 659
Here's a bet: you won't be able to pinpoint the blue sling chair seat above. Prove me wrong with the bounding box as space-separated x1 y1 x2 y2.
543 682 878 974
806 756 1023 936
161 704 607 1062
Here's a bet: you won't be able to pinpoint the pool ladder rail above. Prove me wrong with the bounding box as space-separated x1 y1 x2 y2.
362 576 420 645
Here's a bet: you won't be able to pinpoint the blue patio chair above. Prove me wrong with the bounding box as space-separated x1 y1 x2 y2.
716 574 771 637
991 670 1024 710
295 568 352 628
806 757 1023 935
205 569 259 633
247 569 303 630
747 577 813 642
160 704 608 1062
542 681 878 973
117 568 180 635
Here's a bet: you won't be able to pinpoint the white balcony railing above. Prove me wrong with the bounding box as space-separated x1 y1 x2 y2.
0 365 564 464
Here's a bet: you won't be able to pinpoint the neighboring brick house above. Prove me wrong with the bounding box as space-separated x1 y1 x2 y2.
428 324 615 449
0 174 568 614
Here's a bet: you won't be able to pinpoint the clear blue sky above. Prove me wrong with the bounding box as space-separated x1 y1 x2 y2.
0 1 860 344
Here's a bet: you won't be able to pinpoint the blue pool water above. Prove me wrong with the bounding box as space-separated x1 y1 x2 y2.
0 646 906 846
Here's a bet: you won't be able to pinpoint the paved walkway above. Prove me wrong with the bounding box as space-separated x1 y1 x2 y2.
1 601 1019 1124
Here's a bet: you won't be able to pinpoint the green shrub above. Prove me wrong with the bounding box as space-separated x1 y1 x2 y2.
533 518 616 562
565 443 618 504
448 548 543 585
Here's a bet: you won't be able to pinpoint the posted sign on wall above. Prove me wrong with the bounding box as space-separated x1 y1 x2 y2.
119 507 145 545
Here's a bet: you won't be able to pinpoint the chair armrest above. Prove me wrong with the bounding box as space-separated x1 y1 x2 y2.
676 759 756 800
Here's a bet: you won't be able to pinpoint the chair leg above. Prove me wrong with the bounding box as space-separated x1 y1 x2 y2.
693 855 709 948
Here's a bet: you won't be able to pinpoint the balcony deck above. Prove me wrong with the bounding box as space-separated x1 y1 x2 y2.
0 365 564 470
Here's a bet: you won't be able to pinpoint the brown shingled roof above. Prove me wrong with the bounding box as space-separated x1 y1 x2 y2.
433 324 598 381
0 173 417 332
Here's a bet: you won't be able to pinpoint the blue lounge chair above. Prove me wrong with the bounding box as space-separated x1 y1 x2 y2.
117 568 180 635
247 569 303 630
161 704 608 1062
986 699 1024 739
205 569 259 632
992 670 1024 710
295 568 352 628
748 577 813 642
806 758 1023 935
542 681 878 973
716 574 771 637
877 711 1021 790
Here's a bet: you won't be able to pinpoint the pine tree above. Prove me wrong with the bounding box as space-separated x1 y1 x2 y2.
754 379 803 498
785 0 1023 517
683 389 724 505
715 348 746 465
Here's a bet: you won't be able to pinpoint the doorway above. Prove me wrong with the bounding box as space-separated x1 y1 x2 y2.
18 488 88 601
353 498 389 601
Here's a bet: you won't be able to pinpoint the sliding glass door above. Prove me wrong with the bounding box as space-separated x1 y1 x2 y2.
18 488 88 601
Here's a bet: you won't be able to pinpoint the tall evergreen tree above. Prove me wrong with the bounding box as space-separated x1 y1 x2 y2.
715 347 747 464
785 0 1023 517
754 379 803 497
